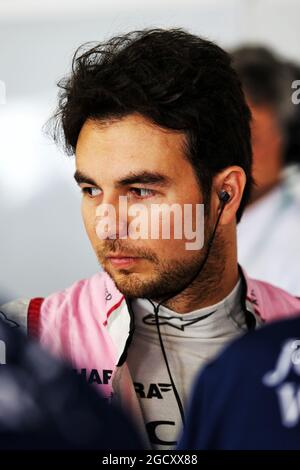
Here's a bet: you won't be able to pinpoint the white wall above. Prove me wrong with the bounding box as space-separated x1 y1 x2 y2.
0 0 299 300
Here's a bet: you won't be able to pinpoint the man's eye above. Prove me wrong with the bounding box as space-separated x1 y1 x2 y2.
129 188 155 198
82 187 102 197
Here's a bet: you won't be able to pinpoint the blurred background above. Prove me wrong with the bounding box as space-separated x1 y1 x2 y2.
1 0 300 301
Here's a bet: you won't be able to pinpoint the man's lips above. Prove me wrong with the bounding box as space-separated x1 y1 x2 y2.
106 254 143 267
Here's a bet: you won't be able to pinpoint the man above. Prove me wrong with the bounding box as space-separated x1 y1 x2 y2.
232 46 300 295
177 314 300 450
2 29 300 450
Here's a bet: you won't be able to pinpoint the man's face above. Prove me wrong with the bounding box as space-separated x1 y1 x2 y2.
75 114 212 300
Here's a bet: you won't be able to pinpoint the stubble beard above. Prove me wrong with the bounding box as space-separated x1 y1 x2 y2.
96 230 226 309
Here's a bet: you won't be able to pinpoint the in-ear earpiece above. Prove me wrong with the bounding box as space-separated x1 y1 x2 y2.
219 190 231 203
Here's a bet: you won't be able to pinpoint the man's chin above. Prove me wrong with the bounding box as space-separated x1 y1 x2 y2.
110 272 154 298
99 262 140 293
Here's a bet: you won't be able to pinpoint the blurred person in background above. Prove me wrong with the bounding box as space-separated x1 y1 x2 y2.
232 46 300 295
2 29 300 450
178 314 300 450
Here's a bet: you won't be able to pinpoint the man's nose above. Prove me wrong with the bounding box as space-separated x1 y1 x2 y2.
95 200 128 239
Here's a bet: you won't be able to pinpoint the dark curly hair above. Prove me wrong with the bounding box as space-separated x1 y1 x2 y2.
49 28 253 222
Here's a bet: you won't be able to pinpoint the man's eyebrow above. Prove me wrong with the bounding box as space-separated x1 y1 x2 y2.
74 170 98 186
73 170 172 188
115 171 172 187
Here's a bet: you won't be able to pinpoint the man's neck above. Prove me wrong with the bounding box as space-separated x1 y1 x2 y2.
153 262 239 314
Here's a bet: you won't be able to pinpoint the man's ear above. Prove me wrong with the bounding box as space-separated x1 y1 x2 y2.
212 166 247 225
